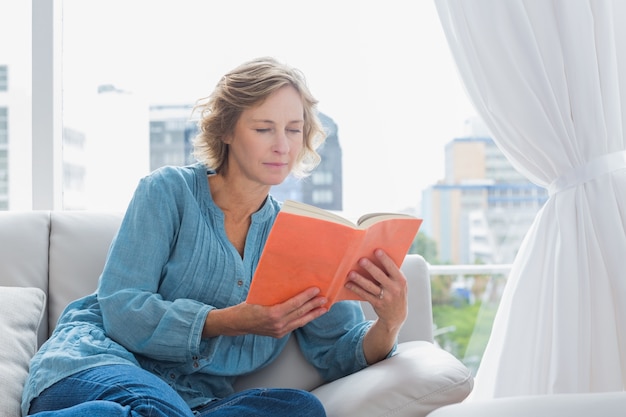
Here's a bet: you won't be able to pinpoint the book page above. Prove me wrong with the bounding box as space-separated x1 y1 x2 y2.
357 212 418 228
281 200 356 227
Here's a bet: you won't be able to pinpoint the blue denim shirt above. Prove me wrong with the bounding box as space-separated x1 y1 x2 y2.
22 163 373 414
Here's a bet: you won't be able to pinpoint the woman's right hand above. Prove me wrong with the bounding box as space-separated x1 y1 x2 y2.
202 287 328 339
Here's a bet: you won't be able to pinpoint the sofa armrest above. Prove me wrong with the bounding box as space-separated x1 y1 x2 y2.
312 341 473 417
426 391 626 417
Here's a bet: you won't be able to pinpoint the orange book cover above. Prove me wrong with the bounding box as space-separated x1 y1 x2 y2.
246 200 422 307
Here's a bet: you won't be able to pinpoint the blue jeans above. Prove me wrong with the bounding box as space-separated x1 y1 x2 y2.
28 365 326 417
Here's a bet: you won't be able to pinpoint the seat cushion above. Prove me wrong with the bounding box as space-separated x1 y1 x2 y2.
0 286 46 417
48 211 123 334
0 212 51 345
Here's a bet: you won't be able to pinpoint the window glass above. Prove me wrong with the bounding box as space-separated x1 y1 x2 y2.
0 66 7 91
0 108 7 144
0 0 549 376
0 0 31 210
58 0 547 376
61 0 475 214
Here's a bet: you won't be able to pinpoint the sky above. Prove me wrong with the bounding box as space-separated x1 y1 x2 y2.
61 0 477 218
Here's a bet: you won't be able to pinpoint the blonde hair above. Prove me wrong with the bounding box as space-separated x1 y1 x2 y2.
192 57 326 177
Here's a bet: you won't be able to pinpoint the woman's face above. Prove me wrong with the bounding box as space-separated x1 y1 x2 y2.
224 85 305 187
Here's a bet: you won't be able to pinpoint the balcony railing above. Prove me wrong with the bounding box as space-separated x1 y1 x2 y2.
428 263 513 277
427 263 512 375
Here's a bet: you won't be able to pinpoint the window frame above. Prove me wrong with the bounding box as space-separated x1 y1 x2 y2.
32 0 63 209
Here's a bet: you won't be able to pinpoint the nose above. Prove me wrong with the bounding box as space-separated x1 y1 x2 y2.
272 130 290 154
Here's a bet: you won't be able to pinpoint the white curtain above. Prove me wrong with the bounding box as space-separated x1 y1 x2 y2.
435 0 626 398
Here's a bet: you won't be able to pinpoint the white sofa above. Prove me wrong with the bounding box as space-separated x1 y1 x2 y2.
0 211 473 417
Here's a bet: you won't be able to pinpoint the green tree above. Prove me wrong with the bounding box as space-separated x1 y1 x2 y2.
409 232 438 263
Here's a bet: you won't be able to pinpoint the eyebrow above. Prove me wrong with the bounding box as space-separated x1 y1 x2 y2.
250 119 304 124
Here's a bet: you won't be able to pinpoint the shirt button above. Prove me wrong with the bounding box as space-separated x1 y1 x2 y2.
237 280 243 286
193 362 199 368
170 373 176 379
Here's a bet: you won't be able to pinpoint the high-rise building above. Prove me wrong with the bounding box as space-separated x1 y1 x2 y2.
421 119 548 264
1 1 32 210
149 104 196 170
61 126 87 210
0 68 8 209
270 112 343 210
0 62 29 211
149 107 343 211
0 65 7 91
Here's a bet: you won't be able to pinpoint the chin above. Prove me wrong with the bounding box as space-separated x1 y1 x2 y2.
267 171 290 183
269 178 288 186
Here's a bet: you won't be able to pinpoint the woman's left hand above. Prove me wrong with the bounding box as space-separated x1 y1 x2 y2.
346 249 408 329
345 249 408 363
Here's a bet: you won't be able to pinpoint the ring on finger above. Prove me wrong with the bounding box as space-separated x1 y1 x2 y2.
378 287 384 300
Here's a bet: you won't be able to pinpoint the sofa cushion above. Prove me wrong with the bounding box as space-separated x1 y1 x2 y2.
0 286 46 417
48 211 123 336
0 212 51 346
312 341 473 417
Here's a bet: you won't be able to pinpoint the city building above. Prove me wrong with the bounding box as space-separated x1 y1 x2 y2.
0 65 8 210
421 119 548 264
0 60 89 210
270 112 343 211
1 2 32 210
149 107 343 210
0 58 32 211
149 104 196 170
61 126 87 210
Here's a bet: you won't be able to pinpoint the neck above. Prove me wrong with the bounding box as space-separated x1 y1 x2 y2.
208 173 269 221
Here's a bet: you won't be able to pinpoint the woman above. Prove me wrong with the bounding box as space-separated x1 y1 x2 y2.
22 57 408 417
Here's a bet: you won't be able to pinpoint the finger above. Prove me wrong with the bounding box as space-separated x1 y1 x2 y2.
357 256 392 288
346 270 385 300
373 249 404 280
287 303 328 329
251 294 328 338
279 287 328 322
281 287 323 312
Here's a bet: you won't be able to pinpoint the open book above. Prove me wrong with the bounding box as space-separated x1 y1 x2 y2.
246 200 422 307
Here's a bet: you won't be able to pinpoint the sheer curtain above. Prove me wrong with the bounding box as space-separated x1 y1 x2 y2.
435 0 626 398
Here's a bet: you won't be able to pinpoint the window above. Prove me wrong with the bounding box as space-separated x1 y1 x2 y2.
0 148 7 209
0 93 9 209
0 108 7 145
312 171 332 185
1 0 30 210
10 0 545 377
0 66 7 91
312 189 334 205
56 0 476 214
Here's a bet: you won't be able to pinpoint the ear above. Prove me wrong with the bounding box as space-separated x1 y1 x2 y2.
222 133 233 144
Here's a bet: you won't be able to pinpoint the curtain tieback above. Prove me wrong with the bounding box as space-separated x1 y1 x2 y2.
549 150 626 195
